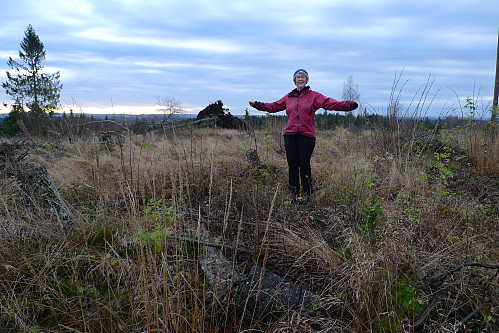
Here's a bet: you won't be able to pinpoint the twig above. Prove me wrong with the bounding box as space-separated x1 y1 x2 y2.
77 119 128 131
151 117 216 133
427 263 499 289
457 304 484 329
413 262 499 328
412 294 441 327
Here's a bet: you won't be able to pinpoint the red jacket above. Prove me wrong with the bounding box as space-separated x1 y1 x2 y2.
252 86 358 139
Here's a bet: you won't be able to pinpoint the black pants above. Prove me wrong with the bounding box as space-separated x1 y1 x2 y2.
284 134 316 195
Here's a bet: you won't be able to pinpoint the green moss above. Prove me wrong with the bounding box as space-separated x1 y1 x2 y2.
337 247 353 260
393 275 426 318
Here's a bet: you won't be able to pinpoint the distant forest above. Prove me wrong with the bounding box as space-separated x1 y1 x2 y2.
0 109 492 138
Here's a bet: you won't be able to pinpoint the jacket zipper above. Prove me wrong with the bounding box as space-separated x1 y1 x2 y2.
296 95 300 133
296 93 301 133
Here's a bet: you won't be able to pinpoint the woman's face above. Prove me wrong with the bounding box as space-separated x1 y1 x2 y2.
294 73 308 91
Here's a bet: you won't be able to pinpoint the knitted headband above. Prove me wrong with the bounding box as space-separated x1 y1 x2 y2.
293 69 309 82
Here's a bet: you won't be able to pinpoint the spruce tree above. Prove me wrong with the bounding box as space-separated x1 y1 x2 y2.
2 25 62 134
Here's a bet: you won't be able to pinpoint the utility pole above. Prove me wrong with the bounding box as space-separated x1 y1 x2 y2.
493 23 499 122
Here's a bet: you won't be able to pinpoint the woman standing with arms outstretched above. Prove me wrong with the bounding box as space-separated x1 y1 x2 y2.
249 69 358 203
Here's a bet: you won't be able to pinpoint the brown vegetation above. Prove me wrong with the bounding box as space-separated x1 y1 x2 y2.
0 119 497 332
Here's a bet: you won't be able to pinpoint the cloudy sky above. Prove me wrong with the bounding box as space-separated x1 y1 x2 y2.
0 0 498 117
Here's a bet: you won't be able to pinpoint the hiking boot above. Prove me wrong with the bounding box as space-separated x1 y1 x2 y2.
284 194 298 205
297 194 310 205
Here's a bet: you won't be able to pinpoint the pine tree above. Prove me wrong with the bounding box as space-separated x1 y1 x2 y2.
2 25 62 134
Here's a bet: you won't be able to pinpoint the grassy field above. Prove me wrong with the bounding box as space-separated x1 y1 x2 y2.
0 116 498 332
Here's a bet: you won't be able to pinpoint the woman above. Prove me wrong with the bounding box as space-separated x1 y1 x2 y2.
249 69 358 203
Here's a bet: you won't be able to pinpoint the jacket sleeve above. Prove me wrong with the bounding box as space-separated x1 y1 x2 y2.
252 95 287 113
314 92 358 112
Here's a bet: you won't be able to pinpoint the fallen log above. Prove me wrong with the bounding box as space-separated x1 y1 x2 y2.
193 224 244 292
234 265 325 324
193 223 328 326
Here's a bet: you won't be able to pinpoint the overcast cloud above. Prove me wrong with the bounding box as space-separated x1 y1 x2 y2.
0 0 497 117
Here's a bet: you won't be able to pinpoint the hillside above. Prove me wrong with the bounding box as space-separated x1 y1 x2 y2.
0 120 497 332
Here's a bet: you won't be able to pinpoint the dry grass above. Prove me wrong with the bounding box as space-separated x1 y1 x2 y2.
0 122 498 332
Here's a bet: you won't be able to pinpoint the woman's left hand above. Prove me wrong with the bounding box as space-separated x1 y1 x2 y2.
348 101 358 110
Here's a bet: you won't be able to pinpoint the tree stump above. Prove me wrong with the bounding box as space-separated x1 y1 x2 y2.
1 142 74 233
246 149 262 168
18 165 74 232
98 131 115 146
